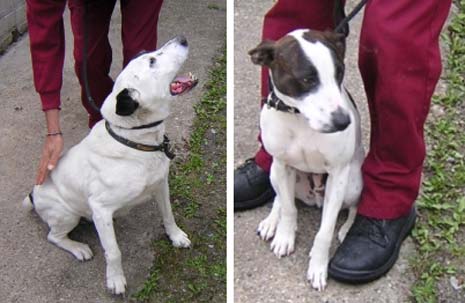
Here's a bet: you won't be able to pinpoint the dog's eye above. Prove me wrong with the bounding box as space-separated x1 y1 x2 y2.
149 57 156 66
302 77 316 86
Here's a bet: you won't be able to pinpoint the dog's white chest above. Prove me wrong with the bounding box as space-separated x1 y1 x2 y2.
260 107 354 173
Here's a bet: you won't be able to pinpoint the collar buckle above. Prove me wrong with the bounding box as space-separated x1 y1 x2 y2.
162 135 175 160
267 92 300 114
105 121 175 159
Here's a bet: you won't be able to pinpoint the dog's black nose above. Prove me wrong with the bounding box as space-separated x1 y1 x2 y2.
177 35 188 47
331 107 351 131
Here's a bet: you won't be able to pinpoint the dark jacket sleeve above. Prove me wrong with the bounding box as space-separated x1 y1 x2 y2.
26 0 66 110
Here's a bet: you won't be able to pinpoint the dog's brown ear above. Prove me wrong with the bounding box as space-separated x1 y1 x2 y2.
324 31 346 60
334 0 349 38
116 88 139 116
249 40 276 66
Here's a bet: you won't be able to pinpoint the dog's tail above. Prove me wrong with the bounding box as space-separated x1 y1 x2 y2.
22 192 34 211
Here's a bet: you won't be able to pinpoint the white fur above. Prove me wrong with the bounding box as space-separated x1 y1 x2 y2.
25 37 191 295
257 29 364 291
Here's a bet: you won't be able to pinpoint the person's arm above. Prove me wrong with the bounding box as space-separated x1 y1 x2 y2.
26 0 67 184
27 0 66 110
36 109 64 185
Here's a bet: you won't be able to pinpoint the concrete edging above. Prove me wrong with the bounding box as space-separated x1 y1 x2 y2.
0 0 27 53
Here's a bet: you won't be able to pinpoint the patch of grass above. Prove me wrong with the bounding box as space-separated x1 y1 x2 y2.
132 46 226 302
410 1 465 302
207 4 220 10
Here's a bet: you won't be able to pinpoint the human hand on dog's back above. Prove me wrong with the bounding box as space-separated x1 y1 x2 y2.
36 109 63 185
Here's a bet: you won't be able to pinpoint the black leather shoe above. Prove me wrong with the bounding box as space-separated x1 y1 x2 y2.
234 159 275 211
328 207 417 283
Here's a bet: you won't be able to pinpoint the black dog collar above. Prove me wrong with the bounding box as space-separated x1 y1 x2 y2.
265 91 300 114
130 119 164 130
105 121 175 159
265 89 357 115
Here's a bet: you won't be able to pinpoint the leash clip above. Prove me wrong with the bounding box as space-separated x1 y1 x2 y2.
162 135 175 160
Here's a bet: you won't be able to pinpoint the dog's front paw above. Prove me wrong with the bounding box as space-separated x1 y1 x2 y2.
107 274 127 295
307 257 328 291
270 225 295 257
257 215 279 241
168 228 191 248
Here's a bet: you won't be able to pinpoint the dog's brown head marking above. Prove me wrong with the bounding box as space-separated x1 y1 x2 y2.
249 29 346 99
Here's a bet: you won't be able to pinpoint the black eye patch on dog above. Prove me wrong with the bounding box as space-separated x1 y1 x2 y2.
271 40 321 98
116 88 139 116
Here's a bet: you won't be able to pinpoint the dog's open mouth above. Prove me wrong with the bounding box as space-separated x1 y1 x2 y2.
170 72 198 96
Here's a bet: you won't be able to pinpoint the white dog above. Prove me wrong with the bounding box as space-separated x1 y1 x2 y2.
23 36 197 295
249 29 364 290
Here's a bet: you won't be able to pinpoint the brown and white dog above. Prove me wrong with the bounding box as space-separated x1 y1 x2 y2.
250 29 364 290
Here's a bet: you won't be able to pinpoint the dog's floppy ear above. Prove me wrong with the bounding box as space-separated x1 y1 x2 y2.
330 0 348 60
116 88 139 116
249 40 276 66
333 0 349 38
324 31 346 60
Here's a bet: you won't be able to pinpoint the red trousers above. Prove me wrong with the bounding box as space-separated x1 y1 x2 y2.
26 0 163 127
254 0 452 219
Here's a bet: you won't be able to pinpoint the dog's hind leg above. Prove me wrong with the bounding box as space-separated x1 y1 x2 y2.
269 160 297 257
338 206 356 242
295 172 327 208
47 215 93 261
153 178 191 248
22 193 34 211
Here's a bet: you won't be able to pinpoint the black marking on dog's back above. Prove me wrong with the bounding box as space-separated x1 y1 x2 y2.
271 36 321 99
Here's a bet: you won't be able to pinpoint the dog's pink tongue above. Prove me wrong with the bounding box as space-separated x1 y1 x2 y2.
170 73 198 96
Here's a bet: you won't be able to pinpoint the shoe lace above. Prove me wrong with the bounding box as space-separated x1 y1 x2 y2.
352 216 389 247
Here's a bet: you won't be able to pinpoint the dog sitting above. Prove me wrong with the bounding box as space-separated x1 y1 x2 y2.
22 36 197 295
249 29 364 291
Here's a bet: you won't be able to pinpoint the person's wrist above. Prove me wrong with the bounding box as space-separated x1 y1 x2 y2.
44 109 61 134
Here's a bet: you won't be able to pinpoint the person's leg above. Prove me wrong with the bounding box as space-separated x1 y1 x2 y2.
235 0 336 210
68 0 117 128
120 0 163 67
358 0 451 219
26 0 67 111
329 0 452 283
